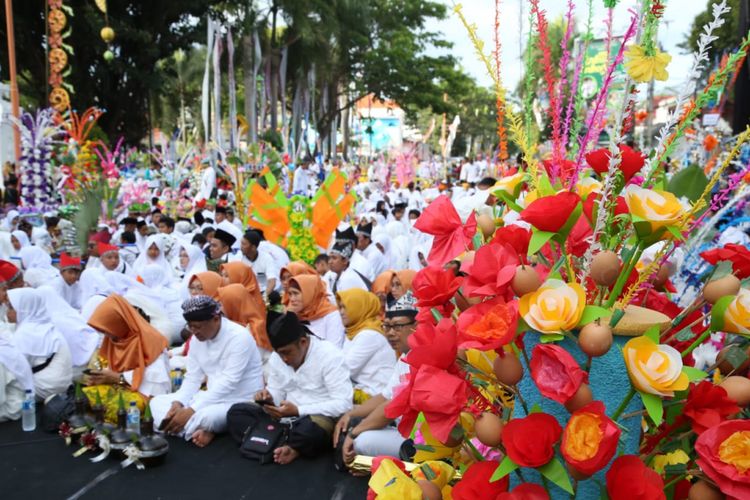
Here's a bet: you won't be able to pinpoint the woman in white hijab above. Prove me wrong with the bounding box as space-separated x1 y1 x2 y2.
175 242 207 300
79 268 115 321
8 230 31 260
8 288 73 400
132 234 170 277
0 333 34 421
36 286 99 375
19 246 60 287
2 210 20 232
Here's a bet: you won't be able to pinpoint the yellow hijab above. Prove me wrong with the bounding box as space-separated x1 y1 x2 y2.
336 288 383 340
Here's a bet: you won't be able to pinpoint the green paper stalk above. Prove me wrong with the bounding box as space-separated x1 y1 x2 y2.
611 387 636 420
605 241 644 308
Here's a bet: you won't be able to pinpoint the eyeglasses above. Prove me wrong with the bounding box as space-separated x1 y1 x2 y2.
381 321 416 332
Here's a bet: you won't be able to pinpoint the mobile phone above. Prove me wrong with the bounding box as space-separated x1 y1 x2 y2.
82 368 94 375
158 418 171 431
257 398 274 406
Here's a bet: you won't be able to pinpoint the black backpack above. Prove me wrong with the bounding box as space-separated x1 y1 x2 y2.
229 404 288 465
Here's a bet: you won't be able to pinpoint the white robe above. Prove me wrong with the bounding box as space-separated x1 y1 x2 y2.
151 318 264 438
306 310 346 349
343 329 396 396
50 276 83 310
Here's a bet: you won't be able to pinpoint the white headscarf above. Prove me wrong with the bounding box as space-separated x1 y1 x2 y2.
2 210 19 231
79 268 114 304
10 230 30 251
8 288 63 358
19 246 60 286
177 242 207 298
36 286 99 367
132 234 170 276
0 333 34 391
372 230 396 270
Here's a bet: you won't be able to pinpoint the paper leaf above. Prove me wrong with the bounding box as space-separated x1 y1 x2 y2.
578 305 612 327
710 295 735 332
682 366 707 382
666 225 685 241
430 308 444 322
674 328 695 341
644 325 660 343
712 260 734 280
528 230 555 256
490 455 518 482
640 391 664 426
722 345 749 370
609 309 625 328
538 458 574 494
529 403 543 414
540 333 564 343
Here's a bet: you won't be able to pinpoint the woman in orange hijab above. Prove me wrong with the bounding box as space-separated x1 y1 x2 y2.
188 271 223 298
217 284 271 352
83 294 171 422
371 270 416 310
220 262 267 321
286 274 345 348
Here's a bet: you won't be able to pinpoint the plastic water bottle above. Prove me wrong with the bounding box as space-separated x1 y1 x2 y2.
22 390 35 432
126 401 140 435
171 368 183 391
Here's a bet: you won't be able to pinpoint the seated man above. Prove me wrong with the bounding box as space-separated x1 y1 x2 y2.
333 292 418 465
151 296 264 447
227 312 353 464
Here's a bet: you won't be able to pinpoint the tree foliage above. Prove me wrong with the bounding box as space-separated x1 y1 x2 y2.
678 0 742 61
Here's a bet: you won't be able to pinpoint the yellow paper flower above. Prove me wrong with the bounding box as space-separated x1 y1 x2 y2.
519 279 586 333
624 185 688 234
652 449 690 475
624 44 672 82
369 459 422 500
492 172 525 197
576 177 603 199
623 336 689 397
718 430 750 474
724 289 750 335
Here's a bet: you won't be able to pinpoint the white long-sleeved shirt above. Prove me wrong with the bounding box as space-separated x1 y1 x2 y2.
333 266 368 294
343 329 396 396
361 244 387 280
50 277 82 310
381 356 411 400
307 310 346 349
122 352 171 397
266 337 353 418
174 318 264 412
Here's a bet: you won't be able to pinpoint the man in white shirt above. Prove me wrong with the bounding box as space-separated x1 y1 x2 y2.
238 230 278 296
329 228 370 294
334 292 418 465
227 312 352 464
354 222 387 279
50 253 83 310
151 296 264 447
292 163 312 196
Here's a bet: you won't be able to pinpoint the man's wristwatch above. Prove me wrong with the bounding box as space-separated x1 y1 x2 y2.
118 373 127 386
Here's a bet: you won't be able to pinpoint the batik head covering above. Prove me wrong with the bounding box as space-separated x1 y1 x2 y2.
182 295 222 322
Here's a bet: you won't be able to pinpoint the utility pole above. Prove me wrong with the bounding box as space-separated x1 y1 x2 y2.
4 0 21 163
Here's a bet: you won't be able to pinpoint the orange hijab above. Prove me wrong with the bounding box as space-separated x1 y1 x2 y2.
217 284 271 351
394 270 416 294
221 262 266 318
190 271 223 298
371 270 416 297
281 261 317 279
88 294 168 391
290 274 337 321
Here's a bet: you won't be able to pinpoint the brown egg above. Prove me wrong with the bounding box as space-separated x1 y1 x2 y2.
716 345 750 375
417 480 443 500
703 275 742 304
590 251 621 287
578 322 613 357
493 352 523 386
474 412 504 447
720 376 750 407
567 464 590 481
511 265 541 297
564 384 593 413
688 480 724 500
477 214 496 239
651 265 671 289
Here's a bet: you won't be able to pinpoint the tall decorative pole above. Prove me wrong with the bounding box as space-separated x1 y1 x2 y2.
4 0 21 162
47 0 73 112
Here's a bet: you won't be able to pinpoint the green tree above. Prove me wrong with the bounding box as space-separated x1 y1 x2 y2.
678 0 741 61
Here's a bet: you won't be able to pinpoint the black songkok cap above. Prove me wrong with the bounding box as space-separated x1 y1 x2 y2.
182 295 222 322
213 228 237 248
356 222 373 239
119 217 137 225
268 312 309 350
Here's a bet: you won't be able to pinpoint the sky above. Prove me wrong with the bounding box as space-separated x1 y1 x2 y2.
426 0 709 93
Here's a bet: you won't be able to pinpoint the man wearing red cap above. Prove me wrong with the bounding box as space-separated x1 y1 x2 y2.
51 253 83 310
97 242 134 276
0 260 24 306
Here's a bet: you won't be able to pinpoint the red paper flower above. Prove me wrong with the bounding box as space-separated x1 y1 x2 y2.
542 158 577 180
452 460 509 500
582 193 629 224
683 381 741 435
561 401 621 476
385 364 468 443
412 266 462 308
456 297 519 351
491 225 532 263
414 195 477 265
606 455 665 500
406 318 458 370
586 144 645 181
520 192 581 233
501 412 562 468
530 344 588 404
566 217 593 258
701 243 750 279
463 242 520 298
696 419 750 500
496 483 550 499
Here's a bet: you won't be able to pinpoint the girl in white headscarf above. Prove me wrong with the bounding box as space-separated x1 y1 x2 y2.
175 242 207 300
36 286 99 374
8 288 73 400
79 268 115 321
19 246 60 287
0 333 33 421
9 230 30 260
2 210 20 232
132 234 170 277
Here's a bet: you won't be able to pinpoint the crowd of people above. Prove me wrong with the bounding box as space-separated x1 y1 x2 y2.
0 183 459 468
